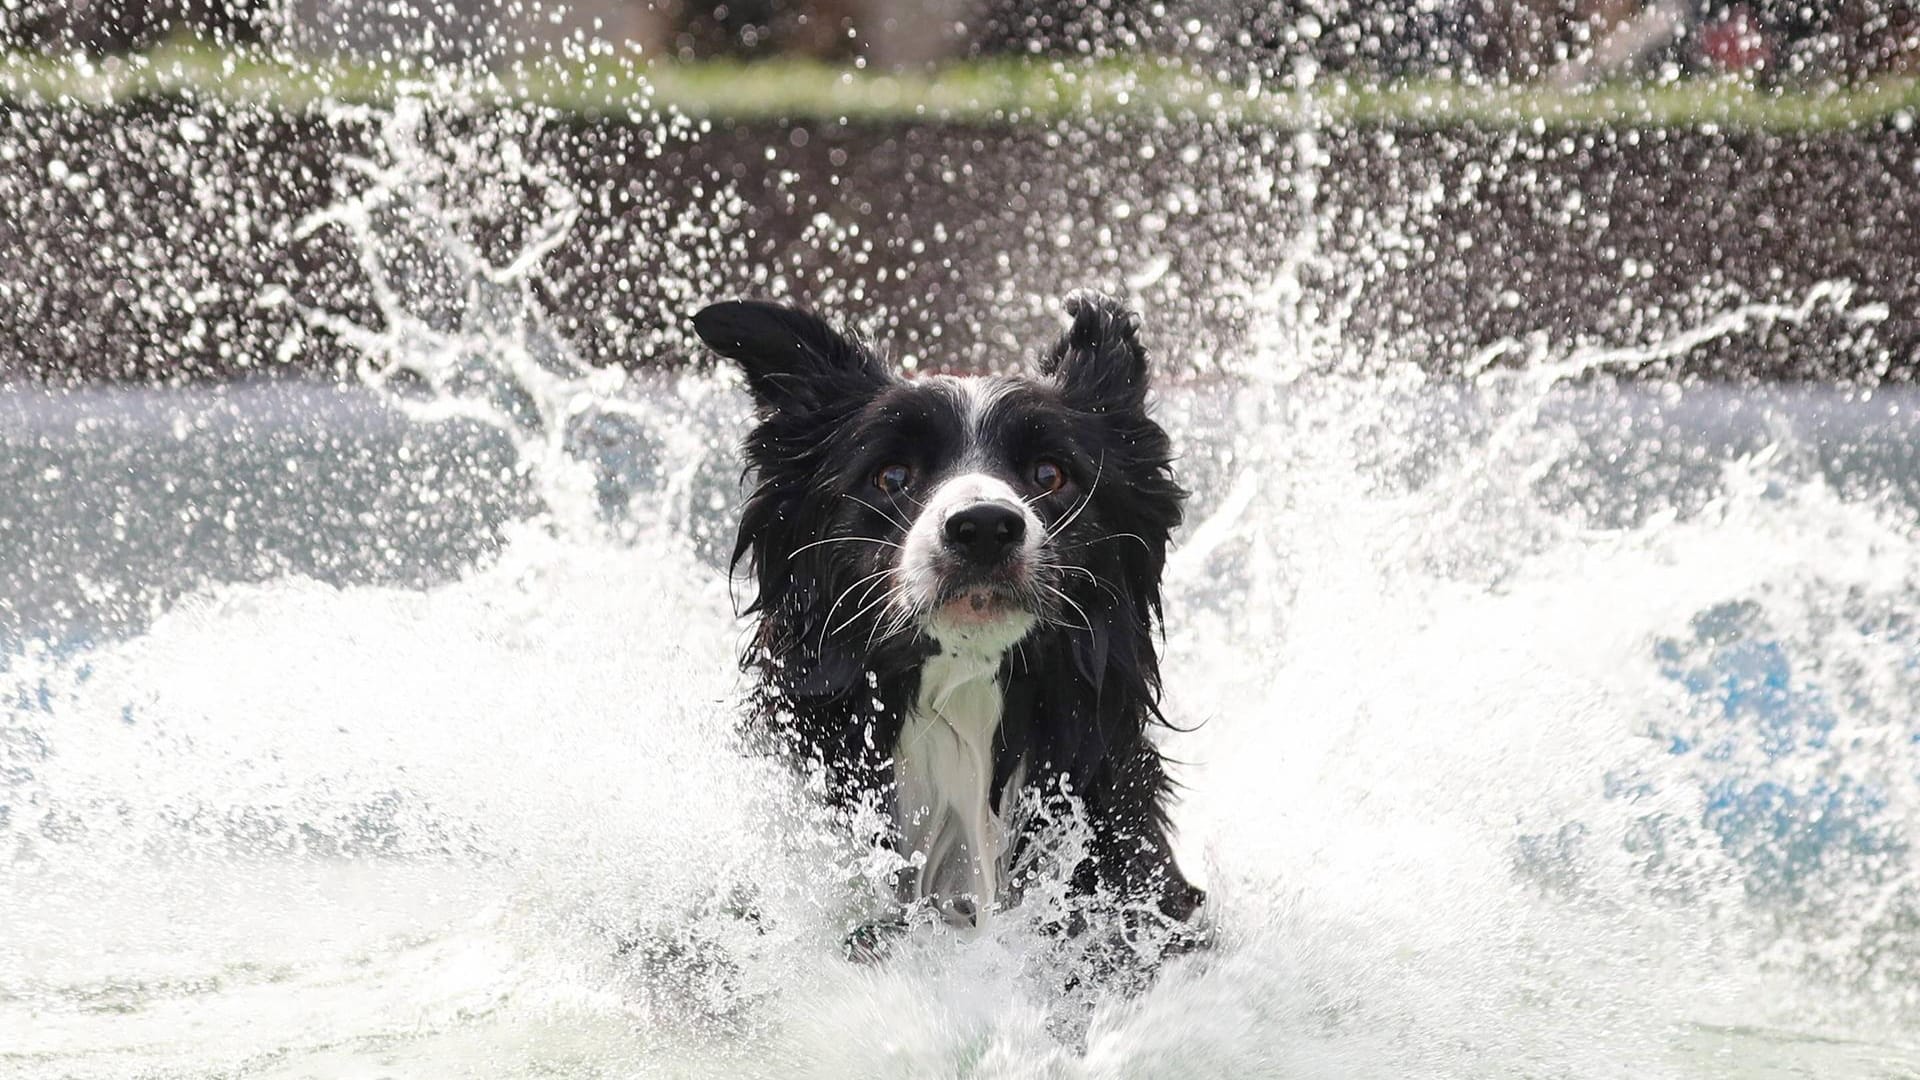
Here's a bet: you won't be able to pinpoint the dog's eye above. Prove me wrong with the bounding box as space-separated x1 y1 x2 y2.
873 463 913 494
1032 459 1068 494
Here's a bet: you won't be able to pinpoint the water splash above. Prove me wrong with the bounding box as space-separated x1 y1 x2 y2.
7 93 1920 1080
295 93 739 542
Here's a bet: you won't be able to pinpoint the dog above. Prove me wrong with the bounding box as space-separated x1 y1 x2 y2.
694 292 1204 945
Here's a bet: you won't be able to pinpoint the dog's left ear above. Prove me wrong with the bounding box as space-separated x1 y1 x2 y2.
693 299 889 414
1043 291 1151 413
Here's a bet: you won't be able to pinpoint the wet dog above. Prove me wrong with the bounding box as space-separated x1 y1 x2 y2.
694 293 1203 945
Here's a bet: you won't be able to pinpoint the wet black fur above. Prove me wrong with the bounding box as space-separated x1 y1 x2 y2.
693 293 1203 922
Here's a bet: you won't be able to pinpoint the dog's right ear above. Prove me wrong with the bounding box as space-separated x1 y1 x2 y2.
693 300 889 414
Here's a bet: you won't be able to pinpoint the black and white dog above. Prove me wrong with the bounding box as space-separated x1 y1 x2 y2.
694 292 1203 942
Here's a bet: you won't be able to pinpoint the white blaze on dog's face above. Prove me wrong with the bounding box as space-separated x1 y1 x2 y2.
896 378 1046 654
885 376 1051 924
899 471 1043 649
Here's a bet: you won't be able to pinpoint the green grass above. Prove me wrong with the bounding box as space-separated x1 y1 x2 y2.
3 42 1917 131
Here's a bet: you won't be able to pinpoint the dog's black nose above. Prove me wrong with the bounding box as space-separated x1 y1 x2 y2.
943 503 1026 565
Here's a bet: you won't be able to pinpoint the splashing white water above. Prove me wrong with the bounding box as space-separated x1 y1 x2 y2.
6 98 1920 1079
294 94 737 541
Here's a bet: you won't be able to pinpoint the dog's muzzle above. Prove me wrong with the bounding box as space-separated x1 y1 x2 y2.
900 474 1045 636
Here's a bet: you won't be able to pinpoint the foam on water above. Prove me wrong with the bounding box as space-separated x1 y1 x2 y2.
7 98 1920 1078
10 379 1920 1078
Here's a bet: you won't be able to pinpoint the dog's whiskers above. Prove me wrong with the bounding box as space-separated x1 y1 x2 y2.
1056 532 1151 553
1047 561 1126 604
866 594 921 653
1049 562 1097 584
790 535 904 557
1045 454 1105 541
816 567 898 655
833 577 904 638
843 492 915 534
1038 582 1097 635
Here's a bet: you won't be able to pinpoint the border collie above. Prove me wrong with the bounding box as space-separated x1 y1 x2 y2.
694 292 1203 945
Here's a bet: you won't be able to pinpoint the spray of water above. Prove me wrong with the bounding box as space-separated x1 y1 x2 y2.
293 91 740 542
6 88 1920 1079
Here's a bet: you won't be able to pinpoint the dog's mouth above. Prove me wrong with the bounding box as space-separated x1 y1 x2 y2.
934 583 1028 627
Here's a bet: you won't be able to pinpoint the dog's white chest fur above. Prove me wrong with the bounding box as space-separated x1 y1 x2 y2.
892 629 1028 922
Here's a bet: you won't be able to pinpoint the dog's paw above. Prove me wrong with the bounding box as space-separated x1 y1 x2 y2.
1161 881 1206 921
1152 882 1213 956
1159 909 1214 958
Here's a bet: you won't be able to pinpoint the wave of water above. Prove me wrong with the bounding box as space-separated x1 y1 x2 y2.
6 96 1920 1078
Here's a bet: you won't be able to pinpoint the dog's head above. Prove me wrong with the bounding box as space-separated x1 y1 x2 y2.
695 293 1184 693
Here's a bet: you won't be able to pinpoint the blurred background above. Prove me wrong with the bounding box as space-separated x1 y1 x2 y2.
6 1 1918 391
4 0 1916 82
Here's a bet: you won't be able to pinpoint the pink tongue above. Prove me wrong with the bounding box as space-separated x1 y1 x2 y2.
942 588 1004 624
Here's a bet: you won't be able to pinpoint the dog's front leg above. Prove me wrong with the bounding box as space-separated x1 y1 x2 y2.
1083 745 1207 925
